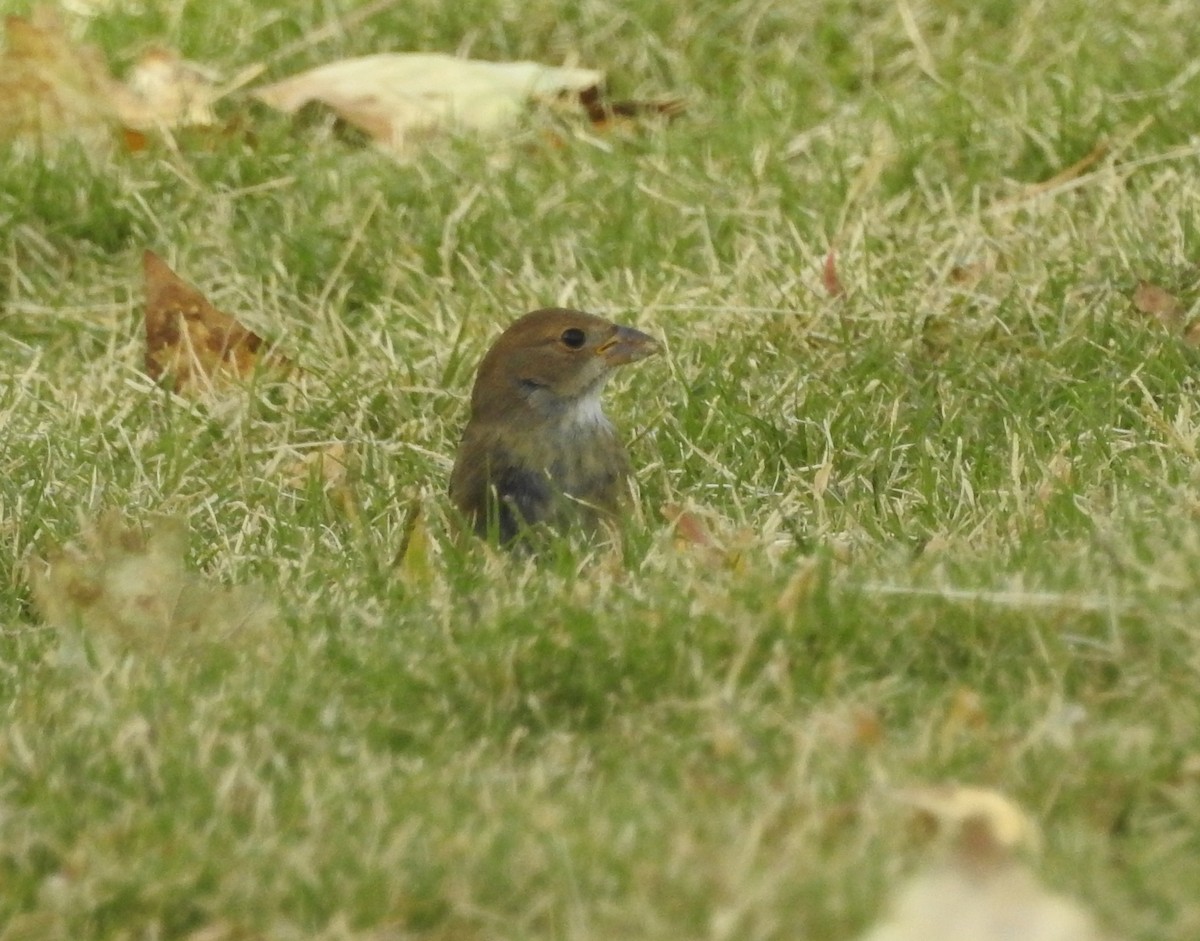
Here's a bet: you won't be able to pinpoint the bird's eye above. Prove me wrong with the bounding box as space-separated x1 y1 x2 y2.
560 328 587 350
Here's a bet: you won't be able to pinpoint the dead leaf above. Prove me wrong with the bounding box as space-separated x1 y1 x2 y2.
111 47 219 129
662 502 718 550
143 249 290 393
947 259 991 290
859 785 1106 941
27 510 276 649
900 785 1039 858
573 83 685 131
0 7 117 149
283 443 349 490
822 249 845 298
282 442 360 522
1132 279 1185 332
252 53 671 156
0 10 217 149
661 503 756 572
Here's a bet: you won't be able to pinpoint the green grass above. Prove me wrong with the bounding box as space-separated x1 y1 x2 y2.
4 0 1200 938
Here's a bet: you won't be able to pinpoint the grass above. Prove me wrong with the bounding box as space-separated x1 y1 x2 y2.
3 0 1200 938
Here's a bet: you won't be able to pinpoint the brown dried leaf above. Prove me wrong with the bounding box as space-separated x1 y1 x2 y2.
662 502 718 549
947 259 991 289
0 12 220 150
660 503 756 573
574 83 685 130
143 249 290 393
822 249 845 298
1132 279 1185 332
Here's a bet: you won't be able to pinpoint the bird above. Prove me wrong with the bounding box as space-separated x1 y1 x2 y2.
449 307 659 545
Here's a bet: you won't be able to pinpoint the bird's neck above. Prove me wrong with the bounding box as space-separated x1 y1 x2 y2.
551 390 611 433
478 382 613 435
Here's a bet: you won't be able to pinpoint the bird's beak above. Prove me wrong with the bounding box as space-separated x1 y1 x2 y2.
596 325 660 365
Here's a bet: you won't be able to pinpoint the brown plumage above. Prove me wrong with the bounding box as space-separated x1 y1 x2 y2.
449 308 659 544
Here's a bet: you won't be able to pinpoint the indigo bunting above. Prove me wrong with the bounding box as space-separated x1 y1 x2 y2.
450 308 659 544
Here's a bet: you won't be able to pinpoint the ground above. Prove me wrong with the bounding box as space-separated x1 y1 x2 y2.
2 1 1200 938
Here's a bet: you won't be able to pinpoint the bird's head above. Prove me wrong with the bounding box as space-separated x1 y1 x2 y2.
469 308 659 423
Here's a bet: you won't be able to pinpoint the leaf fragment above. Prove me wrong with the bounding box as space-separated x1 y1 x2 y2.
858 786 1106 941
574 83 685 130
27 510 276 649
660 502 756 572
283 443 349 491
823 249 845 298
1131 279 1185 332
142 249 290 393
0 7 116 149
111 47 220 129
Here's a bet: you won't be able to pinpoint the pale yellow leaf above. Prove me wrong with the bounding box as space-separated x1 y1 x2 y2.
860 861 1106 941
859 786 1108 941
112 47 219 129
899 784 1037 856
27 510 276 650
283 443 349 490
253 53 603 155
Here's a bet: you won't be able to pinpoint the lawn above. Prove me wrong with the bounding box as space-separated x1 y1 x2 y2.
2 0 1200 938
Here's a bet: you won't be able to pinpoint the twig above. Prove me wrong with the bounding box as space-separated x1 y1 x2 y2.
990 141 1110 209
988 115 1156 212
